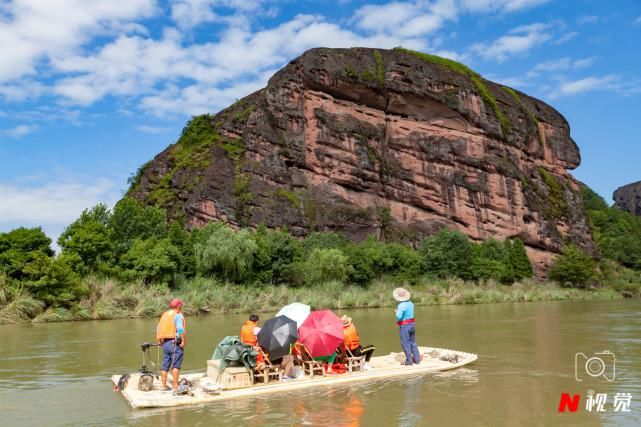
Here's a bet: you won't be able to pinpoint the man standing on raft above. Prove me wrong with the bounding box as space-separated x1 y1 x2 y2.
393 287 420 366
156 298 186 391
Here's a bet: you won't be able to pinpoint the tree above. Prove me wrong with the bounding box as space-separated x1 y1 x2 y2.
387 243 422 284
345 236 393 285
302 232 348 257
109 197 167 257
304 248 352 285
506 238 533 281
167 222 196 277
252 226 302 284
24 256 87 307
0 227 53 282
195 223 258 282
58 204 113 275
419 229 474 279
549 245 596 288
122 238 181 285
470 239 508 282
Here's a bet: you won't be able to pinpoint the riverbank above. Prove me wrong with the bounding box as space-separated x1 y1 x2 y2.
0 275 634 324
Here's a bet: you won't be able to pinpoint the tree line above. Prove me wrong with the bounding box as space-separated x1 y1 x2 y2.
1 197 539 311
3 184 641 314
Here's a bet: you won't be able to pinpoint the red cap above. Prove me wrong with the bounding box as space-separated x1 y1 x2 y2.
169 298 184 308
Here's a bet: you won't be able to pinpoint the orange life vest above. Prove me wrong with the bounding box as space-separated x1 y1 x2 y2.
241 320 258 346
156 309 178 341
343 323 360 350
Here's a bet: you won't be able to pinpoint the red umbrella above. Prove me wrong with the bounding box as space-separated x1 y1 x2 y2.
298 309 344 357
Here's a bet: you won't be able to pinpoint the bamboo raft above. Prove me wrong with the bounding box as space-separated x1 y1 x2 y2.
112 346 478 409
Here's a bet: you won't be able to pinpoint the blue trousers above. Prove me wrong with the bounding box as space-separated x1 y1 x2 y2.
399 323 420 364
161 340 184 371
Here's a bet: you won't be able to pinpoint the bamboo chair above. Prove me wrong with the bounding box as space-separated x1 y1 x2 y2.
293 343 325 378
337 345 365 373
253 348 283 384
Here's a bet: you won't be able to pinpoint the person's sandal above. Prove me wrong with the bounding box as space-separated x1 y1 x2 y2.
400 361 413 366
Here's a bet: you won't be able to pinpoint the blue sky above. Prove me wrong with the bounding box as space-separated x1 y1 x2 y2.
1 0 640 244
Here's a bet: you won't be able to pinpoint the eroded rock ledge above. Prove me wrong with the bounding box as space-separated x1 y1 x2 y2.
129 47 596 276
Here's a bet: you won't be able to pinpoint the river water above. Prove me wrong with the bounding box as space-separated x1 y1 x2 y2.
2 300 640 426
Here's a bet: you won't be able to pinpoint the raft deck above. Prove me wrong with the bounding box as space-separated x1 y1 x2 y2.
112 346 477 409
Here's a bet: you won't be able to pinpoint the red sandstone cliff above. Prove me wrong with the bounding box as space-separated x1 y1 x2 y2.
129 47 596 275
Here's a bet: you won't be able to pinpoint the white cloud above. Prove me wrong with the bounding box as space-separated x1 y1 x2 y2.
353 1 454 37
557 75 619 96
472 22 551 62
531 57 595 74
50 13 430 115
0 0 157 83
577 15 598 25
0 124 37 138
0 177 119 250
554 31 578 44
0 79 46 101
136 125 173 134
170 0 266 29
0 178 117 224
461 0 550 13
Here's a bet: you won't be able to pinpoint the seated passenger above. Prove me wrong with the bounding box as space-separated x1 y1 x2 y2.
341 315 375 370
241 314 264 366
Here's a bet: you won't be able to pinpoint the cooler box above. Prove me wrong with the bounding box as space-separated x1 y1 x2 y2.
207 359 253 389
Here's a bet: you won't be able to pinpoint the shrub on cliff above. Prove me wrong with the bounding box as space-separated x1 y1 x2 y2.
549 245 596 288
581 184 641 270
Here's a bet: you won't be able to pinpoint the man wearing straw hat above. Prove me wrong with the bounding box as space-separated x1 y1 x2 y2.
393 287 420 365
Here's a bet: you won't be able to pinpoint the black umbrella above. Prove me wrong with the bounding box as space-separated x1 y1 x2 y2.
257 315 298 360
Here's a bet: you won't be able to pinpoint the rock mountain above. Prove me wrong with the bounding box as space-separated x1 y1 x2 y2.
614 181 641 217
129 47 596 275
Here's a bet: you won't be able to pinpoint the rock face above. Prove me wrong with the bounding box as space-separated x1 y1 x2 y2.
129 47 596 275
614 181 641 216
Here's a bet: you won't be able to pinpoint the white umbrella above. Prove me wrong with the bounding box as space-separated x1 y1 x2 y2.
276 302 311 329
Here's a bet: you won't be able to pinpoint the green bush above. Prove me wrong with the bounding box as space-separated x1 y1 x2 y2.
419 230 474 279
387 243 422 284
122 238 181 285
109 197 167 257
581 184 641 269
58 204 113 275
252 226 302 284
0 227 54 282
304 248 352 285
25 257 87 307
549 245 596 288
195 223 257 282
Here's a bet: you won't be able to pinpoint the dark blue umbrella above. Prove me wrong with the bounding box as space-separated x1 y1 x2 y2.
257 315 298 360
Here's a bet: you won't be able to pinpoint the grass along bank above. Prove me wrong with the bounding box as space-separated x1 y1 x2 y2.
0 276 628 324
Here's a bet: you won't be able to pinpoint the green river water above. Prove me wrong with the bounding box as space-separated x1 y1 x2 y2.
2 300 640 426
